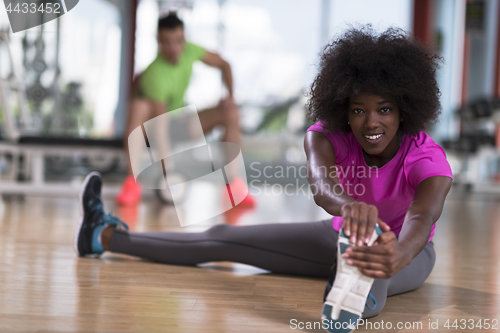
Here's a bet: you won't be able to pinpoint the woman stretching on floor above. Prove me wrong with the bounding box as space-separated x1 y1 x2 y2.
75 27 452 332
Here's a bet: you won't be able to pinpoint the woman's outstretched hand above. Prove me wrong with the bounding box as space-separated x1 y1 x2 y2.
341 221 412 279
341 201 380 246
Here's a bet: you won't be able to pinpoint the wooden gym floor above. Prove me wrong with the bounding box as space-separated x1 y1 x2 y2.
0 185 499 333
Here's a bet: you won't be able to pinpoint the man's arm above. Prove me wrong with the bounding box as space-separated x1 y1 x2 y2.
201 51 234 97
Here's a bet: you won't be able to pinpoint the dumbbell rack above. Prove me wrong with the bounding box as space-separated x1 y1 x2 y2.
443 99 500 193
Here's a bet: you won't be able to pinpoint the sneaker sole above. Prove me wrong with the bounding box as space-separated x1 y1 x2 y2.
322 225 383 333
74 171 102 257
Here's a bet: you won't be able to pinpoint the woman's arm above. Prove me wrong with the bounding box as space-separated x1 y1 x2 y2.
304 130 357 216
343 175 452 278
304 131 385 245
398 175 452 260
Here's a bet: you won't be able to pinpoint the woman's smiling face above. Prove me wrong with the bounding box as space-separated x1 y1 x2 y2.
347 92 401 166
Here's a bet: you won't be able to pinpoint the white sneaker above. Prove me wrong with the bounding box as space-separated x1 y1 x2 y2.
322 225 382 333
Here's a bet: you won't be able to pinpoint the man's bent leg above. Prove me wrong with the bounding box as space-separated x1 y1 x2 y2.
124 99 154 175
196 99 254 211
117 99 156 205
198 99 241 147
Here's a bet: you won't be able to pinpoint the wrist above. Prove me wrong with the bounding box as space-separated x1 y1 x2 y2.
339 198 359 210
397 242 414 266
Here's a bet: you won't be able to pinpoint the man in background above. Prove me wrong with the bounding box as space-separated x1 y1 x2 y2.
117 12 254 207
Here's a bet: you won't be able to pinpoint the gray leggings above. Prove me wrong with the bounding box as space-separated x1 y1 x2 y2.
110 219 435 318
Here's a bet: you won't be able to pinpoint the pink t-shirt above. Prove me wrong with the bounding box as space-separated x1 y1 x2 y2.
307 122 453 242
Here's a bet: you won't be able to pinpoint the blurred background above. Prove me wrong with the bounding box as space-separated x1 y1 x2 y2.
1 0 500 200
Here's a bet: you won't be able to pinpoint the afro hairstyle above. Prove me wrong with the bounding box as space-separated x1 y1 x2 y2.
306 26 442 134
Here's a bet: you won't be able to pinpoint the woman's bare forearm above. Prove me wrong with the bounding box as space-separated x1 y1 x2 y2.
310 176 357 216
304 131 357 216
398 176 452 260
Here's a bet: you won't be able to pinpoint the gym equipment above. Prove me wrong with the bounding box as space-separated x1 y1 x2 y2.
442 98 500 193
0 29 124 197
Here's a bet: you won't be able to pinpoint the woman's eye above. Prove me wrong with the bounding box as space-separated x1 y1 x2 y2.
380 107 391 113
353 109 363 114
